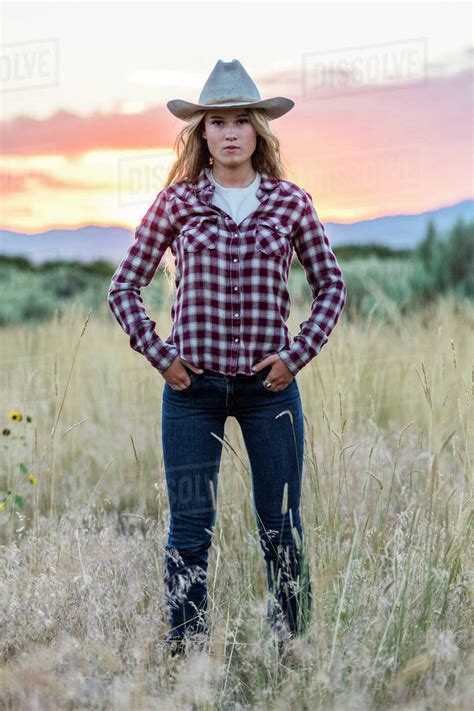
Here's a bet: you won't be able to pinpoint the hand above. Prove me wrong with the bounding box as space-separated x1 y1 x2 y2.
251 353 294 391
162 356 204 391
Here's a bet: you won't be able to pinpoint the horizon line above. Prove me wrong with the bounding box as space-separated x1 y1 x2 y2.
1 195 473 236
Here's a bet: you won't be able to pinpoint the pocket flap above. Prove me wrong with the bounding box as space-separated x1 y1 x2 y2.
256 215 292 256
181 216 218 251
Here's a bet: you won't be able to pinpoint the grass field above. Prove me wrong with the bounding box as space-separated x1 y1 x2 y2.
0 293 472 709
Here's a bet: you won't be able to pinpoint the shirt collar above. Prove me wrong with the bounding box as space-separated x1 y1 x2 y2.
191 166 280 204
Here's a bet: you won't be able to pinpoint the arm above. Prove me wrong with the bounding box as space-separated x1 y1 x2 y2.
277 190 347 376
107 187 179 374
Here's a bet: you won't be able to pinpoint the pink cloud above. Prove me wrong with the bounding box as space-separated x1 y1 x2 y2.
0 170 107 194
0 106 182 158
0 63 471 227
0 66 471 166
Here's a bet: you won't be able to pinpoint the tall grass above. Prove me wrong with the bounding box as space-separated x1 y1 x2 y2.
0 294 472 709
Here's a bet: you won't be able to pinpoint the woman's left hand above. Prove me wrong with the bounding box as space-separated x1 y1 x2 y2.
251 354 295 391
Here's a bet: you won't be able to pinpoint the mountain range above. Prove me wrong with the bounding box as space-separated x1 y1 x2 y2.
0 198 472 265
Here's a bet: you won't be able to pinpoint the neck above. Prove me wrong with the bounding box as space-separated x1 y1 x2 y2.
210 163 257 188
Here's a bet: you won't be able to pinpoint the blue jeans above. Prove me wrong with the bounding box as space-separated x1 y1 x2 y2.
161 363 313 639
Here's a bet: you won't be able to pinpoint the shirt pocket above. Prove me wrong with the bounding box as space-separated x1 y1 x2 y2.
255 215 293 257
180 216 219 252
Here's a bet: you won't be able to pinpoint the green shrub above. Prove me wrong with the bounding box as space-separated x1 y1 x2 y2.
410 218 474 301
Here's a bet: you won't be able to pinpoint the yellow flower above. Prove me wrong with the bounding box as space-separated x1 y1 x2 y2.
7 411 22 422
0 502 4 512
28 473 38 485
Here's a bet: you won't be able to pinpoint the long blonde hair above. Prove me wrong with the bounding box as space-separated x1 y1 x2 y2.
161 108 288 291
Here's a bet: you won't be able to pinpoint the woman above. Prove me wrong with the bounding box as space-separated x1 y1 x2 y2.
107 59 347 657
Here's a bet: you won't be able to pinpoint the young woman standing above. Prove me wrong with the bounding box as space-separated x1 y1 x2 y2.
107 59 347 656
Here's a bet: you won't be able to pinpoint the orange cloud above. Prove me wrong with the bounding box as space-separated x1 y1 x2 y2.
0 66 472 168
0 169 107 194
0 62 472 231
0 106 181 158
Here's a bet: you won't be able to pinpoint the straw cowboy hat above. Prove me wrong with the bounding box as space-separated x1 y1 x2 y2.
166 58 294 121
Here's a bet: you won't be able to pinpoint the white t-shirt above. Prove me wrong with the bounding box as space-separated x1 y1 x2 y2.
205 167 261 227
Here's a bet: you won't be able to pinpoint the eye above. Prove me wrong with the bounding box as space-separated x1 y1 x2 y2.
211 118 248 125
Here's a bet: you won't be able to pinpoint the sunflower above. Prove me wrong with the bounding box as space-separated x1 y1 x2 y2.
7 411 22 422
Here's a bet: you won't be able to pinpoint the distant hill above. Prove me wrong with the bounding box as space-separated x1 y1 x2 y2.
0 199 472 265
0 225 133 266
324 198 473 250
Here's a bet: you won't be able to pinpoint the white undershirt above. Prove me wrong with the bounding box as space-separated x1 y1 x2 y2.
205 167 261 227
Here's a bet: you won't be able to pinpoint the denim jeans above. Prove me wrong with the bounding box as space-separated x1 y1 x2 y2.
161 363 313 640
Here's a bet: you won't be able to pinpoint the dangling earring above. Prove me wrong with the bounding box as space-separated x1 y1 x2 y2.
208 156 214 166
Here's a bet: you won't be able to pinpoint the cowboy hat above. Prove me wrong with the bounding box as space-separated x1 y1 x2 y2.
166 59 294 121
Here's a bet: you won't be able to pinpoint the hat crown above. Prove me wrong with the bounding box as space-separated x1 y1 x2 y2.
166 58 294 121
198 59 261 106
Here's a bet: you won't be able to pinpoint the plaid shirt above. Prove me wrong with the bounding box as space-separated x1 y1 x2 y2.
107 167 347 377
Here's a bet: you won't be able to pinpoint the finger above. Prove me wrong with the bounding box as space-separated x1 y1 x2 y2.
170 377 191 390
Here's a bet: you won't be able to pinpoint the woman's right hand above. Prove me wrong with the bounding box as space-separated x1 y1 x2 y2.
162 356 204 391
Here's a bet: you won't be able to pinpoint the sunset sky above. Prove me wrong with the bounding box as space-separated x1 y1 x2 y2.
1 0 472 233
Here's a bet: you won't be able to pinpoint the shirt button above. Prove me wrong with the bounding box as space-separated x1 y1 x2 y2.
234 338 239 342
234 313 239 317
233 286 238 291
233 258 238 262
234 234 238 238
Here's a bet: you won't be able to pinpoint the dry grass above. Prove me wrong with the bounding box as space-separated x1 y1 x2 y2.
0 293 472 709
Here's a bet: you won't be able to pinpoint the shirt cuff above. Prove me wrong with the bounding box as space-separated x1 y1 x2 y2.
143 337 179 374
277 339 318 376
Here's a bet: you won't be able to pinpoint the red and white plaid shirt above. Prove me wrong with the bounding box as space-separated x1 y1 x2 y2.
107 167 347 377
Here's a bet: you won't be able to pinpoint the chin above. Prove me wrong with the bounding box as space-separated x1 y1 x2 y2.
221 154 245 164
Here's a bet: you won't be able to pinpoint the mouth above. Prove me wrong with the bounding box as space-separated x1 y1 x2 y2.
223 147 239 151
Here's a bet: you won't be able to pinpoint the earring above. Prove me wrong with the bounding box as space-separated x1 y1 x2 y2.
208 156 214 165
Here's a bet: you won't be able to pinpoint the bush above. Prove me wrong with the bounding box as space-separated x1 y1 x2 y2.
411 218 474 301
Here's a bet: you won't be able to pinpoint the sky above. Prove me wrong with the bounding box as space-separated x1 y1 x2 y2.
0 0 472 233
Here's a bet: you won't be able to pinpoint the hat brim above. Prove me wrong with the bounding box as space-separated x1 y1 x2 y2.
166 97 294 121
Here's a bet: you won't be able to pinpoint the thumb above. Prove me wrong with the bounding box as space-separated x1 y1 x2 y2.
251 358 270 372
181 358 204 374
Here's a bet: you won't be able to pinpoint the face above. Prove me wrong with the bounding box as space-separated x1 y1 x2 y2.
202 108 257 170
